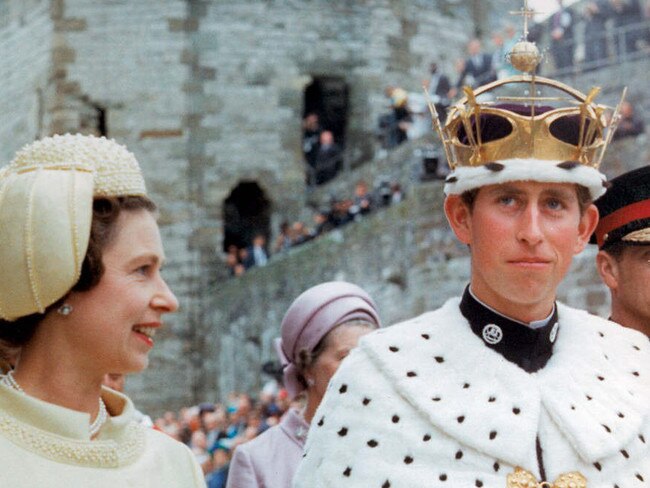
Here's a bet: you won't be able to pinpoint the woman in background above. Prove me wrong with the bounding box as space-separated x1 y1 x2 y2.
225 281 382 488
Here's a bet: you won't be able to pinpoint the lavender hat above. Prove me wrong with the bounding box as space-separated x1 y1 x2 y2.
274 281 381 399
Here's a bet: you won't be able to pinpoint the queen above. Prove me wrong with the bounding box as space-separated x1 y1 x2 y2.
0 134 206 486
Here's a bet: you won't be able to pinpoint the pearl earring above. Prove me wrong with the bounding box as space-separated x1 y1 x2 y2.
57 303 73 316
306 377 315 387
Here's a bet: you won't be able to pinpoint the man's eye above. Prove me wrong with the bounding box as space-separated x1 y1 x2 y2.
136 265 150 275
498 196 516 206
546 199 564 210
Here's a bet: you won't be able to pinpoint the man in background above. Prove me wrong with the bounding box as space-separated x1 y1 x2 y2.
549 0 575 71
453 39 496 93
593 165 650 336
425 62 451 122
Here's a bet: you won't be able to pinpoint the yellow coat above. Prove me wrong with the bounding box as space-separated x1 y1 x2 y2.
0 383 205 487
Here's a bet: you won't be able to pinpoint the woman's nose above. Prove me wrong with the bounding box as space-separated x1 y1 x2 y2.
152 278 179 313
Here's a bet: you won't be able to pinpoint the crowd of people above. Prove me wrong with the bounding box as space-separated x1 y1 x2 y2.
378 0 649 149
551 0 649 72
225 179 405 277
150 388 291 488
225 235 269 278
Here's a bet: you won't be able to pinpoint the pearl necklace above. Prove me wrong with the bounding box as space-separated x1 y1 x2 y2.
2 370 108 438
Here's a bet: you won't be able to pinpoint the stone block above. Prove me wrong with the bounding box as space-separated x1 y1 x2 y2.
182 81 204 93
55 18 87 32
180 48 198 65
50 0 64 20
586 289 608 310
139 129 184 139
191 126 220 142
182 113 204 128
189 1 209 17
194 65 216 81
52 45 75 64
55 80 80 96
167 18 199 33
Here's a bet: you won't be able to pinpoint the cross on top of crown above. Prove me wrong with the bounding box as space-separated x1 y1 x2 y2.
509 0 537 40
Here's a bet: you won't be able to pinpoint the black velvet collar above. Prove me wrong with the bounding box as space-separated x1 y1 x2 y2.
459 286 559 373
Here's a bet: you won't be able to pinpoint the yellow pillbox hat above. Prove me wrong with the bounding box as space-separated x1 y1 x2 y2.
0 134 147 321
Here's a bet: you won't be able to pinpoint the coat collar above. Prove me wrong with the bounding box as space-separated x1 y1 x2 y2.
460 287 559 372
361 298 649 466
0 384 145 467
278 408 309 449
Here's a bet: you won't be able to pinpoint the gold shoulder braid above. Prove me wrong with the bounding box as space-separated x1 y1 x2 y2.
507 467 587 488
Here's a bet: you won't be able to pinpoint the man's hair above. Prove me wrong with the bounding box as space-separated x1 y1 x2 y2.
0 196 156 347
601 241 650 260
459 184 592 215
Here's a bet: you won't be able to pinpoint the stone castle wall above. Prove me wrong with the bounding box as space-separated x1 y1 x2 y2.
0 0 647 414
0 0 52 160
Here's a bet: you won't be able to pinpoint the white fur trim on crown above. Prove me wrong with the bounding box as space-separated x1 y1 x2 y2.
444 159 607 200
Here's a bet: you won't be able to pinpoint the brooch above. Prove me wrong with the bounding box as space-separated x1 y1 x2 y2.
507 467 587 488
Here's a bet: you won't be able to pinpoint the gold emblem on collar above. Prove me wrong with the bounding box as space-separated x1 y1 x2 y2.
507 467 587 488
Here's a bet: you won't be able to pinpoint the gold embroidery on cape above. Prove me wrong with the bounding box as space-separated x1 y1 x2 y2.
507 466 587 488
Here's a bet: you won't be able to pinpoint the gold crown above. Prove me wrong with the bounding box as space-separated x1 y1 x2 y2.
440 75 611 170
429 74 620 172
424 71 624 199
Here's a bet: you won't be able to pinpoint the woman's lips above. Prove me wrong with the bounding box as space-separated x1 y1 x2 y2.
132 323 160 347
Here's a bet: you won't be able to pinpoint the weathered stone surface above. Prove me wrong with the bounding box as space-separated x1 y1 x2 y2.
0 0 648 415
167 17 199 32
55 17 87 31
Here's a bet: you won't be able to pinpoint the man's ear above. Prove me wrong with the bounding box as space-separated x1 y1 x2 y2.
596 250 620 292
574 203 599 254
444 195 472 245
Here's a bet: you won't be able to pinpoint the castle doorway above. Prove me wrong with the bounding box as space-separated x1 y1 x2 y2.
222 182 271 252
303 76 349 147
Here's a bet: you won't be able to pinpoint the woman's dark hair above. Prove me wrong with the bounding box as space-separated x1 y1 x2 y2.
294 319 378 389
0 196 156 347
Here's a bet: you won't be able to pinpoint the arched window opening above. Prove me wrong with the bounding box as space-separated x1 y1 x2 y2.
302 77 349 185
222 182 271 253
303 76 349 147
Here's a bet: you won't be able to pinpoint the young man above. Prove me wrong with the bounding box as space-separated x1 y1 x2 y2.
293 70 649 487
593 165 650 336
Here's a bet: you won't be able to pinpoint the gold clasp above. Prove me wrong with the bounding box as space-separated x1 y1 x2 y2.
507 467 587 488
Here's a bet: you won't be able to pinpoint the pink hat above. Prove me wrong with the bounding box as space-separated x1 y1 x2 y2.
274 282 381 399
